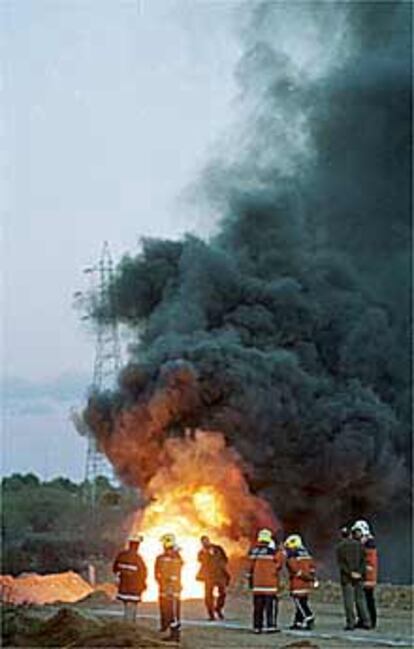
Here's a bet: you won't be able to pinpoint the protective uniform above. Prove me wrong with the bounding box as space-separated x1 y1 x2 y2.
155 535 183 641
362 535 378 628
248 529 284 633
197 538 230 620
285 535 316 630
112 536 147 622
352 521 378 629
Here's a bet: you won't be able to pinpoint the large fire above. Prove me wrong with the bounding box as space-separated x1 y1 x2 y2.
128 431 276 601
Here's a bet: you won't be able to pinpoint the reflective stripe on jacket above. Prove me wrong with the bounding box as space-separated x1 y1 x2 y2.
363 537 378 587
286 547 316 595
155 549 183 596
113 548 147 601
248 542 285 595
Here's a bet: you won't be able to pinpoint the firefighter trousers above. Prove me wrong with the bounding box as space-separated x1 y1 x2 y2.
292 595 314 628
159 593 181 635
205 581 226 617
253 594 278 630
364 587 377 628
123 601 138 623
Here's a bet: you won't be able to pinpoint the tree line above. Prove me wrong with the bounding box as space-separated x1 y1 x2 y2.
1 473 140 578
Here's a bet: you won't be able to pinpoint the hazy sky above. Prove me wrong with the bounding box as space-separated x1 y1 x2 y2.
3 0 240 480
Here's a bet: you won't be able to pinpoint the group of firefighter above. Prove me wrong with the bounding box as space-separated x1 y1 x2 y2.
112 518 377 641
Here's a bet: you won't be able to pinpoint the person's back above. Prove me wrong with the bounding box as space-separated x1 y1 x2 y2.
336 526 370 630
336 537 365 583
155 536 183 641
249 542 284 593
155 548 183 595
113 536 147 622
113 544 147 601
248 530 284 633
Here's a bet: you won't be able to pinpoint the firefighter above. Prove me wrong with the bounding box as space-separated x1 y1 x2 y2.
336 525 370 630
112 534 147 623
352 520 378 629
155 533 184 642
284 534 317 630
247 528 284 634
197 535 230 620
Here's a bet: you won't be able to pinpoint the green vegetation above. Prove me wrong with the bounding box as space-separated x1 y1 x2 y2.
1 474 140 578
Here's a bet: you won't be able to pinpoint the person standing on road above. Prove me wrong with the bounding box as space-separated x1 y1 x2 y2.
112 534 147 623
336 525 370 631
284 534 317 630
197 535 230 620
352 520 378 629
247 528 285 634
155 533 184 642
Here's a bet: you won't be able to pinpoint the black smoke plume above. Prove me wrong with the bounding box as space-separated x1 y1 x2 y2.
83 2 411 574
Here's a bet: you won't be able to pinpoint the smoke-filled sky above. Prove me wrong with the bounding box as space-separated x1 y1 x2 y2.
3 0 411 522
3 0 240 478
83 0 411 560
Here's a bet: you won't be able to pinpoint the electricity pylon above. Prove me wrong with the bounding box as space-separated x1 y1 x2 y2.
76 242 122 505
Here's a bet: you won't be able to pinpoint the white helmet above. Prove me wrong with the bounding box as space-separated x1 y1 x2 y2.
351 520 370 536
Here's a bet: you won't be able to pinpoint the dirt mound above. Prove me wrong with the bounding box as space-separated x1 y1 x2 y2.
95 581 117 598
2 606 187 647
76 589 114 607
0 571 93 605
70 619 176 647
2 605 40 646
28 608 95 646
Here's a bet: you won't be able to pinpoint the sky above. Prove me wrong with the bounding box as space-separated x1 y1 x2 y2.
2 0 241 480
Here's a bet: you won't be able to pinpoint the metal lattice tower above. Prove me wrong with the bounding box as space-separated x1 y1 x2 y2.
83 242 122 496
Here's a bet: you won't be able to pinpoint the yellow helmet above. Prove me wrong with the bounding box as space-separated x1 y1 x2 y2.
128 534 143 543
257 528 273 544
161 533 176 549
284 534 303 550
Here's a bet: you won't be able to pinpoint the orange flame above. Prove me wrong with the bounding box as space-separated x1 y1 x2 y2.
128 431 277 601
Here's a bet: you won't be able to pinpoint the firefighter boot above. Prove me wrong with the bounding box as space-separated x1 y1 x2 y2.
168 622 180 643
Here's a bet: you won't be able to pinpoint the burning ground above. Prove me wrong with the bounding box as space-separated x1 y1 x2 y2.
82 2 411 577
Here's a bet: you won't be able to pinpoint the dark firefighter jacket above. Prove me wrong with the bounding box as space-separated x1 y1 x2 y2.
112 547 147 602
286 547 316 595
247 542 285 595
363 537 378 588
336 537 366 586
155 549 183 597
197 544 230 586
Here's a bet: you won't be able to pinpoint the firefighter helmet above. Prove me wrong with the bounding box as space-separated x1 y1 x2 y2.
257 528 273 544
284 534 303 550
128 534 143 543
161 533 176 548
